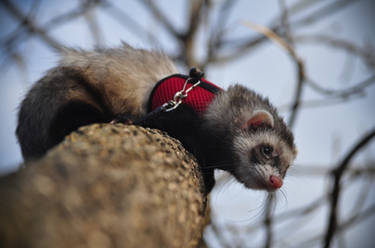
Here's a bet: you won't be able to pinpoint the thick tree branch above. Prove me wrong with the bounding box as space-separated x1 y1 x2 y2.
0 124 208 248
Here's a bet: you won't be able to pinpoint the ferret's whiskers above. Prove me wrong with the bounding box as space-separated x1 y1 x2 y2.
278 188 288 205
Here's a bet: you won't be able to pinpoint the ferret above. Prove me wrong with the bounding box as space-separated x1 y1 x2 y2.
16 43 297 194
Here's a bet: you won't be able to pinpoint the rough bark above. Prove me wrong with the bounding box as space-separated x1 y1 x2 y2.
0 124 209 248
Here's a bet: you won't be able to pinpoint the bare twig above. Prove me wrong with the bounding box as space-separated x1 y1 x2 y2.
291 0 356 29
324 127 375 248
242 20 305 128
0 0 64 52
278 94 362 112
279 0 294 46
101 1 159 45
349 176 374 220
339 203 375 232
140 0 181 38
277 74 375 112
290 164 375 177
0 0 100 61
44 3 99 29
205 0 238 68
82 0 104 47
183 0 206 67
295 34 375 69
297 203 375 247
236 194 328 235
263 194 275 248
0 0 39 73
208 219 232 248
305 75 375 97
206 0 355 65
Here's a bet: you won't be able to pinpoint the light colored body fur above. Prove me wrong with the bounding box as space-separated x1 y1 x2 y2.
60 44 178 116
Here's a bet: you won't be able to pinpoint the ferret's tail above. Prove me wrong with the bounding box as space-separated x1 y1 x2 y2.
16 67 111 160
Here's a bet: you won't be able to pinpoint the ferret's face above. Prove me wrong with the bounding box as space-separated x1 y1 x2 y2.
232 130 296 192
231 110 297 192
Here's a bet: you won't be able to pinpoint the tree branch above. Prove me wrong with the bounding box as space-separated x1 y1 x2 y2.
0 0 64 52
82 0 104 47
0 124 208 248
324 127 375 248
294 34 375 69
140 0 181 38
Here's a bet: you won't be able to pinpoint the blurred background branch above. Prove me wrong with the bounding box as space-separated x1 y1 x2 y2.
0 0 374 247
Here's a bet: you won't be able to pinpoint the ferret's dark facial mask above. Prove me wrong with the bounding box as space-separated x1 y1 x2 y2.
233 128 297 191
232 110 296 191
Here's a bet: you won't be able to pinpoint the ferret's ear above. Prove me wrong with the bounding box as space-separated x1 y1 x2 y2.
243 110 274 130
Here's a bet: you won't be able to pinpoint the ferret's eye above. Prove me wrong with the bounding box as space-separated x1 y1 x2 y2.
261 145 273 158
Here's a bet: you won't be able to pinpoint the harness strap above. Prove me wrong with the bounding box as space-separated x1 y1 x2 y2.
147 72 222 114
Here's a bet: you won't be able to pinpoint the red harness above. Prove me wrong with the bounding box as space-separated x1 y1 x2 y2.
148 74 222 114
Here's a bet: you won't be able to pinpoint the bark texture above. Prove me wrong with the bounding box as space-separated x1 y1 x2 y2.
0 124 209 248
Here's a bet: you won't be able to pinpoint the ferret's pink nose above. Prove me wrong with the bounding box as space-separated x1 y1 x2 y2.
269 175 283 189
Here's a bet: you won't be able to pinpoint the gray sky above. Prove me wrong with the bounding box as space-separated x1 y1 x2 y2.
1 1 374 247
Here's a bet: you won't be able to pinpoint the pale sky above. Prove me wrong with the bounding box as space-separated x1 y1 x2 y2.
0 1 374 247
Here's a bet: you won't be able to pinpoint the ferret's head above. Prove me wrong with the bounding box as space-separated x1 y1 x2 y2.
205 85 297 192
231 109 297 192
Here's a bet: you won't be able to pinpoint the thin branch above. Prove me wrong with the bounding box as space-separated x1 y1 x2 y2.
208 219 232 248
45 0 105 30
242 21 294 55
339 203 375 232
263 194 275 248
279 0 294 46
140 0 181 38
324 127 375 248
207 0 356 65
0 0 39 73
348 176 374 219
285 0 321 17
213 167 372 247
277 86 371 113
0 0 64 52
185 0 205 38
236 194 328 234
82 0 104 47
183 0 206 67
279 0 304 127
297 203 375 248
290 164 375 177
294 34 375 69
242 20 305 128
241 170 369 235
0 0 99 65
101 1 159 45
305 75 375 97
290 0 356 29
205 0 238 67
